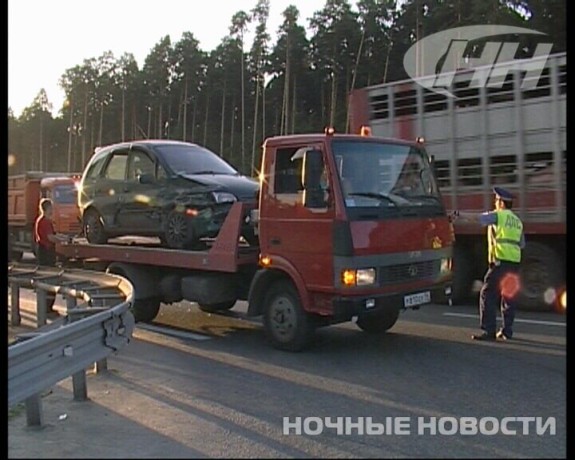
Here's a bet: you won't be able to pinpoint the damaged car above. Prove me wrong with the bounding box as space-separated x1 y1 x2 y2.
77 140 259 249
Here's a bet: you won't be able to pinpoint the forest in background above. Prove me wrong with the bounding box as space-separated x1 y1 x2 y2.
8 0 565 176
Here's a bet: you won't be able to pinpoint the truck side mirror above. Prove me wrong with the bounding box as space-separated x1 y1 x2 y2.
302 150 328 209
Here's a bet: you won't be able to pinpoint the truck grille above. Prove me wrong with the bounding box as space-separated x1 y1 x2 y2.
379 260 438 285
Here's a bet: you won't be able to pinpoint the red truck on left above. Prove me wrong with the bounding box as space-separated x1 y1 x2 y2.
8 172 82 261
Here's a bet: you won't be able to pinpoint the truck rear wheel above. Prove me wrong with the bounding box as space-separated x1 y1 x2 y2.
263 280 314 352
356 307 400 334
106 263 160 322
517 242 563 311
131 297 161 323
198 300 236 312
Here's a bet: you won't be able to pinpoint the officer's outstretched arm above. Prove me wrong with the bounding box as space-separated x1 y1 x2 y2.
450 210 482 224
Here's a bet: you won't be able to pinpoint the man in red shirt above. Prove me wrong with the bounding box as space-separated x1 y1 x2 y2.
34 198 67 266
34 199 68 315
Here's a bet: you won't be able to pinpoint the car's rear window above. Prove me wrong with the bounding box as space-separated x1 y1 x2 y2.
156 145 238 176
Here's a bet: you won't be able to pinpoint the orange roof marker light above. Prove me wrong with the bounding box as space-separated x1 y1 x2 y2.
360 125 372 136
324 126 336 135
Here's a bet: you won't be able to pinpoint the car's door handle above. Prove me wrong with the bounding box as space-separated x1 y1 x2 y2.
270 238 281 245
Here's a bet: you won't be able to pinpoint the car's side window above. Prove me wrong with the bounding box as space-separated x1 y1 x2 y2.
103 153 128 180
127 151 155 181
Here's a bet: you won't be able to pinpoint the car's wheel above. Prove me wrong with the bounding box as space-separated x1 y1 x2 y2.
163 211 194 249
263 280 314 352
198 300 236 313
83 210 107 244
356 307 400 334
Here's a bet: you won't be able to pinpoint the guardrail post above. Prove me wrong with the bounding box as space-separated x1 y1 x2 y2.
25 394 44 427
67 310 89 401
72 371 88 401
10 282 21 326
36 289 48 327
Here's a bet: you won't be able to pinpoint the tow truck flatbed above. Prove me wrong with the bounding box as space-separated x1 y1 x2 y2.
56 202 259 273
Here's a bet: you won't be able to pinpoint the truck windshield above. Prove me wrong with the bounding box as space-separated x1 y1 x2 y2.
52 184 78 204
331 140 442 213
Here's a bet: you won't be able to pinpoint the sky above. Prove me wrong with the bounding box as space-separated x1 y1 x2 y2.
8 0 330 118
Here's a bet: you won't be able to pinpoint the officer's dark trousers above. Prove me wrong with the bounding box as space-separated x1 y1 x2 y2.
478 261 520 337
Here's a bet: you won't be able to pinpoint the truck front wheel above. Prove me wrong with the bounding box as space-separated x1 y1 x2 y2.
356 307 400 334
263 280 314 352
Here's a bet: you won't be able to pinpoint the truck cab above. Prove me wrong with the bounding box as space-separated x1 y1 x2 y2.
249 130 454 348
40 176 82 237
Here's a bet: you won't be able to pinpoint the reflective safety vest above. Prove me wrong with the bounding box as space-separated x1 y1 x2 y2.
487 210 523 263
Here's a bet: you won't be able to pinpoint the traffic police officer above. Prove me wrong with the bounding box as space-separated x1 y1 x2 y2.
450 187 525 341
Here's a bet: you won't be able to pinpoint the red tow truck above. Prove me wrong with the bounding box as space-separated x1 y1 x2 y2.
57 131 454 351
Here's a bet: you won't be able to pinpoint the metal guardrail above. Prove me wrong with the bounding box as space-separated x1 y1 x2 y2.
8 263 135 425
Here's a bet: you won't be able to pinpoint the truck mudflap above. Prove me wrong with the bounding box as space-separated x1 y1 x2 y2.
331 284 451 322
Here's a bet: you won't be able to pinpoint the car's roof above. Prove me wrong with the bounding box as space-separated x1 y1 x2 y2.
96 139 201 151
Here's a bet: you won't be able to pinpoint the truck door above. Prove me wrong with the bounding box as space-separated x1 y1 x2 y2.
260 143 335 291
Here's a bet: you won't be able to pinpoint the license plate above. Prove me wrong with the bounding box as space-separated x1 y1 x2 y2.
403 291 431 308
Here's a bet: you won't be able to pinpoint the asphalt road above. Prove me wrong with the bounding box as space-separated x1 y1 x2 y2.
8 293 566 458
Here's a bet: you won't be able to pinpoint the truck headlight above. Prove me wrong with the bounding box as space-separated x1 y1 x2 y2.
212 192 237 203
342 268 376 286
440 258 452 274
